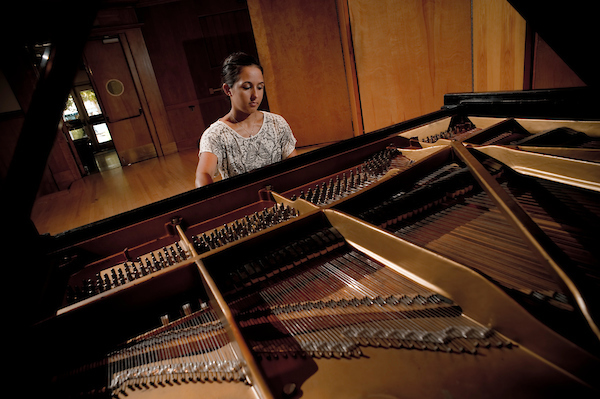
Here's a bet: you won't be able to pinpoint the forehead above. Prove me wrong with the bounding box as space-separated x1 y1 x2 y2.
236 65 264 84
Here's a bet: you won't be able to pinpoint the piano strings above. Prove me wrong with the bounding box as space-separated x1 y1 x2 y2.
224 229 510 359
346 158 600 311
106 226 512 397
393 190 564 298
108 304 245 396
502 177 600 281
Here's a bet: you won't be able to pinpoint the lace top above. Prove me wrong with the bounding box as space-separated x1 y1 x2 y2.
199 111 297 179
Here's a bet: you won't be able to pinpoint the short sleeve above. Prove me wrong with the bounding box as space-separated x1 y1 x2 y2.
198 124 225 177
273 114 297 158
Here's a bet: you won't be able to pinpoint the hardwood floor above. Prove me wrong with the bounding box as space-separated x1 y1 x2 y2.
31 145 325 236
31 148 200 235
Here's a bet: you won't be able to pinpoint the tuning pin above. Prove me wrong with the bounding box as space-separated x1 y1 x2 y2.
169 246 179 262
157 251 167 267
176 242 187 260
110 268 119 287
124 263 133 282
160 314 170 326
95 273 105 293
117 268 127 285
131 262 141 279
182 303 192 316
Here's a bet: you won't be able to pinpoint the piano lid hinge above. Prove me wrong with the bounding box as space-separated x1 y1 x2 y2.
258 186 273 201
165 216 186 236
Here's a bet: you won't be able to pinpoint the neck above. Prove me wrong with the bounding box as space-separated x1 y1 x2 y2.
229 110 252 123
227 110 261 138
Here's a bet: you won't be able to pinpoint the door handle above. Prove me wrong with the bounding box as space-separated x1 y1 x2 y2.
209 87 223 95
106 108 143 123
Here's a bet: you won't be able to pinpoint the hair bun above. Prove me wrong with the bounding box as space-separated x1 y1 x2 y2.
221 52 263 86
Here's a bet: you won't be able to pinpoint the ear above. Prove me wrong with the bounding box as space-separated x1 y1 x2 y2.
223 84 232 96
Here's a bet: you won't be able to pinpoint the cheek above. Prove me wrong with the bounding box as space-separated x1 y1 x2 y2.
233 91 247 101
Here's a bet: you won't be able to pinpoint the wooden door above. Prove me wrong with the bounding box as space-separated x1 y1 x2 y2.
84 37 157 165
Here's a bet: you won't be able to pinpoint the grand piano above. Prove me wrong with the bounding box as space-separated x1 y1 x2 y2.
5 1 600 398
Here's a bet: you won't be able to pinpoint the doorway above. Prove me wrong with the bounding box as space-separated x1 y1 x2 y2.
83 36 159 166
62 84 118 174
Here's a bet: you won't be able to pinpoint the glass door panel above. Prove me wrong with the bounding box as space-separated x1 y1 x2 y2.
93 123 112 144
80 89 102 117
63 94 80 121
68 127 87 141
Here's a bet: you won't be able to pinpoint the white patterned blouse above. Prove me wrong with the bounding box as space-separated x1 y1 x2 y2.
198 111 297 179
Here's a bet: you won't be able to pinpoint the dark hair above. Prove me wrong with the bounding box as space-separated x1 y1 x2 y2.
221 52 263 87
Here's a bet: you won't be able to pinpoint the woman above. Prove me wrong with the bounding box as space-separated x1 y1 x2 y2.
195 52 297 187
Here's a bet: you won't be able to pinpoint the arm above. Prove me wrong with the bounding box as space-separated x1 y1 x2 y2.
273 114 297 160
285 149 298 159
195 152 218 187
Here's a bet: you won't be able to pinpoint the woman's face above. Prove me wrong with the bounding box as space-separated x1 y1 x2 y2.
226 65 264 115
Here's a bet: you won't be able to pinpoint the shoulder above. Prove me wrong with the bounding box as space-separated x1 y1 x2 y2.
262 112 292 135
200 121 231 153
263 111 288 126
202 121 228 136
200 121 232 143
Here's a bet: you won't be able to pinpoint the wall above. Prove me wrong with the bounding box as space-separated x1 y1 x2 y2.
347 0 473 133
472 0 527 92
142 0 356 149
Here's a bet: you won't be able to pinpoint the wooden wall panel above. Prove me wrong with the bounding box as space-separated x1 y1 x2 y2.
140 2 207 107
336 0 363 136
139 1 207 152
348 0 472 133
139 0 256 151
473 0 526 92
166 101 205 151
41 129 82 194
532 34 586 89
124 29 177 155
248 0 354 147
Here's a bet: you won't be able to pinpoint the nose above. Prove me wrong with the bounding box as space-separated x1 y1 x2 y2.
250 88 257 100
